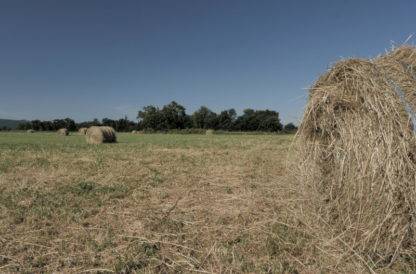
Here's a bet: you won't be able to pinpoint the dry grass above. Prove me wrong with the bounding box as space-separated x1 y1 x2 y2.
79 128 88 135
295 46 416 270
86 126 117 144
57 128 69 136
0 132 414 273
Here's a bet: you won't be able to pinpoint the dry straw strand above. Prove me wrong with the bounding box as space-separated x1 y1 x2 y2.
295 46 416 267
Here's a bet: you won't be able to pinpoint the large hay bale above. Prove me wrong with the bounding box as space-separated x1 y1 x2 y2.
57 128 69 136
78 128 88 135
86 126 117 144
205 129 214 135
131 130 137 134
387 45 416 73
296 47 416 265
26 129 35 133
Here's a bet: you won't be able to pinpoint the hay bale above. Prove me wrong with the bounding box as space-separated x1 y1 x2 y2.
86 126 117 144
131 130 137 134
296 47 416 264
78 128 88 135
57 128 69 136
205 129 214 135
26 129 35 133
387 45 416 73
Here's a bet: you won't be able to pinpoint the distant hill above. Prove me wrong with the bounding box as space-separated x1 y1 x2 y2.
0 119 29 129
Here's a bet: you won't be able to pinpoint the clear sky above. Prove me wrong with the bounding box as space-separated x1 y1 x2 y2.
0 0 415 124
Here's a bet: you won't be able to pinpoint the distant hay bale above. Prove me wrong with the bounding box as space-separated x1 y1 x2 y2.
296 46 416 265
205 129 214 135
78 128 88 135
26 129 35 133
86 126 117 144
57 128 69 136
131 130 137 134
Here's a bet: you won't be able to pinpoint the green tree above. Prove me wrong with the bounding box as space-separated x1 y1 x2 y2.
53 119 66 130
192 106 218 129
217 109 237 130
76 119 101 129
284 123 298 133
256 110 282 132
234 109 256 131
137 105 165 130
161 101 190 129
102 118 117 129
235 109 282 132
64 118 77 131
30 120 42 131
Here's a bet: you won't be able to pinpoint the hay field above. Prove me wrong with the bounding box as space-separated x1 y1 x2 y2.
0 132 413 273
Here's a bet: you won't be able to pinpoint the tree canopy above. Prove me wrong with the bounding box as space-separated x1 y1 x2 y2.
17 101 294 133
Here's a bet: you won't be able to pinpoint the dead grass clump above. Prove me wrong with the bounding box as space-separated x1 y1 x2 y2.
26 129 35 133
78 128 88 135
57 128 69 136
86 126 117 144
387 45 416 73
296 49 416 267
205 129 214 135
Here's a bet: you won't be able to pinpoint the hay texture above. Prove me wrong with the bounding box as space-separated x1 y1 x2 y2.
57 128 69 136
26 129 35 133
205 129 214 135
296 46 416 265
86 126 117 144
78 128 88 135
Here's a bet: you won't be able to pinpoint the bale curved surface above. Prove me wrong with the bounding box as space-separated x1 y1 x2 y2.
86 126 117 144
387 45 416 73
78 128 88 135
297 53 416 264
57 128 69 136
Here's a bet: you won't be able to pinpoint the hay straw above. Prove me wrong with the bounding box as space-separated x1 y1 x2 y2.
78 128 88 135
57 128 69 136
85 126 117 144
296 46 416 266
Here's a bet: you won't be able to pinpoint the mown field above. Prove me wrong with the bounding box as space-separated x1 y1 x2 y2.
0 132 413 273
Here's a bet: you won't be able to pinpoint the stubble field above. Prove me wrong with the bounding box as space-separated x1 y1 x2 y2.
0 132 413 273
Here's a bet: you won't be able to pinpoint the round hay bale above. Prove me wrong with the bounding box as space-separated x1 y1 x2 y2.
78 128 88 135
86 126 117 144
205 129 214 135
386 45 416 73
296 49 416 264
131 130 137 134
26 129 35 133
57 128 69 136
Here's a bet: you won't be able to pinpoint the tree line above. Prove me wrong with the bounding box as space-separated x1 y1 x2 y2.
16 117 136 132
15 101 298 133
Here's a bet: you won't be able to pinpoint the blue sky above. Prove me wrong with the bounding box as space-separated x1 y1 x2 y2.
0 0 415 124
